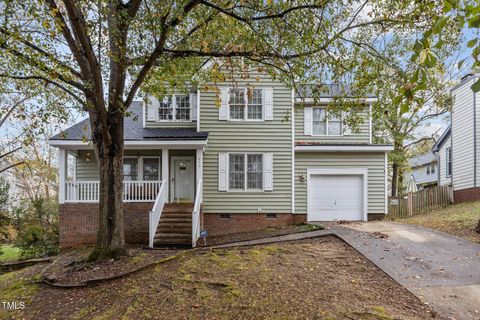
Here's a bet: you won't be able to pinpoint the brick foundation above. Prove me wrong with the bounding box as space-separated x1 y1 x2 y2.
203 213 295 236
59 203 152 249
454 187 480 203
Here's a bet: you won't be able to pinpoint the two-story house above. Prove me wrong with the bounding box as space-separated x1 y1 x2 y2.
405 153 439 190
435 72 480 202
49 66 392 249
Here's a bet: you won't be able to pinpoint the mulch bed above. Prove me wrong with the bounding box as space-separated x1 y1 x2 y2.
0 235 439 319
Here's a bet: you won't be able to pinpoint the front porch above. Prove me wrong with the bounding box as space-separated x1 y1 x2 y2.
56 144 204 248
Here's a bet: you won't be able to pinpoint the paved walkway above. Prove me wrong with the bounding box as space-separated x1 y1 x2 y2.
211 222 480 320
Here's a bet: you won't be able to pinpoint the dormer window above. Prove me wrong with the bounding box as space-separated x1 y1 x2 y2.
158 95 190 121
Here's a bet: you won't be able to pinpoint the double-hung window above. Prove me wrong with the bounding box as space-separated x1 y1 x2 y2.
312 108 342 135
229 88 263 121
446 148 452 177
228 153 263 190
158 94 190 122
426 163 436 175
123 158 138 181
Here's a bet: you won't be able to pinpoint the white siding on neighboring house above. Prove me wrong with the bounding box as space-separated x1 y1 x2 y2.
451 77 477 190
438 135 452 186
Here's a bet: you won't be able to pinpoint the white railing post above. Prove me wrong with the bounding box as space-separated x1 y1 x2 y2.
58 149 67 204
149 180 167 248
192 178 203 248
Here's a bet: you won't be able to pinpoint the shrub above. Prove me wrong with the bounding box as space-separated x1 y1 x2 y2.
17 224 58 258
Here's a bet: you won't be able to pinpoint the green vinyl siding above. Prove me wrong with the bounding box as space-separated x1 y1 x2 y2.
75 150 164 181
200 71 293 214
295 152 386 215
295 105 371 143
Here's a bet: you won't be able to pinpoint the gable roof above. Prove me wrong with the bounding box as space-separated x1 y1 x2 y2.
432 126 451 153
409 152 437 168
49 101 208 142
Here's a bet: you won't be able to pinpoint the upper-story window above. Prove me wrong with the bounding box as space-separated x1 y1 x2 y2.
312 108 342 136
446 148 452 177
229 88 263 121
426 163 436 175
158 95 190 122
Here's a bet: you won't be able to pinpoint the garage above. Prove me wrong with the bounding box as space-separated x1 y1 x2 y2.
307 169 367 221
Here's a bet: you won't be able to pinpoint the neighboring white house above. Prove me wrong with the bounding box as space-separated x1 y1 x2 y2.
448 72 480 202
432 126 452 186
406 152 438 189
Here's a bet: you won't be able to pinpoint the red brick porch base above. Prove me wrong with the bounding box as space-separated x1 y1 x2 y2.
59 203 152 249
454 187 480 203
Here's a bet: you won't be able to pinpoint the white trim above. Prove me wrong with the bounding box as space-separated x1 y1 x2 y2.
49 140 207 149
227 87 265 122
196 88 201 131
310 107 343 137
156 94 193 123
170 156 195 203
369 104 372 144
306 168 368 222
295 145 394 152
162 149 169 203
196 149 203 197
295 97 377 104
58 149 66 204
291 88 295 213
226 153 266 192
384 152 388 215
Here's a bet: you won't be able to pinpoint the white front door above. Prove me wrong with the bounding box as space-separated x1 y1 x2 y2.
308 174 364 221
171 156 194 203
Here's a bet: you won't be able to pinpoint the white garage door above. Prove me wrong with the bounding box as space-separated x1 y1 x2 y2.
308 174 364 221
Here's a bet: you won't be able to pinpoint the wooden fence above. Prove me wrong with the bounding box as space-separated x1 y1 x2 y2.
387 185 453 220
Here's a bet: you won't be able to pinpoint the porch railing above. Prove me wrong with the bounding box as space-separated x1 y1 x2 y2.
192 178 202 248
149 180 168 248
65 180 161 203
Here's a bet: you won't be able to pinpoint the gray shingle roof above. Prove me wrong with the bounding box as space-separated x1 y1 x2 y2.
432 126 451 152
409 152 437 167
50 101 208 141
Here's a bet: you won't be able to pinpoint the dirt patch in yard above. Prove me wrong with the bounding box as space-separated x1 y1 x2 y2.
41 245 179 286
0 235 438 319
199 223 324 246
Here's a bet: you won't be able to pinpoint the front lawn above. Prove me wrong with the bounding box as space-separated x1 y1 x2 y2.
0 236 437 319
0 244 22 262
398 201 480 243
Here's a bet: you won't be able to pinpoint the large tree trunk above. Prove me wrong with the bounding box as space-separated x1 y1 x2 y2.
88 109 126 261
391 162 398 196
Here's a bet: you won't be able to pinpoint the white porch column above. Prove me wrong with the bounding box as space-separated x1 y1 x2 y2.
196 148 203 185
58 148 67 204
162 149 169 202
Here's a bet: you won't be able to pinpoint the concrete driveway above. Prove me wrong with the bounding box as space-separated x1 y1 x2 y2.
337 221 480 320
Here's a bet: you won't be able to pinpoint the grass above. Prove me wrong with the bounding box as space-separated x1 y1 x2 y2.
398 201 480 243
0 244 23 262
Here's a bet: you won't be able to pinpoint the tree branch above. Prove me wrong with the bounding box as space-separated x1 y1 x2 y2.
0 162 26 174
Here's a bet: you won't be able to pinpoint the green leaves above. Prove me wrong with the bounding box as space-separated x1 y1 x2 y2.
471 79 480 93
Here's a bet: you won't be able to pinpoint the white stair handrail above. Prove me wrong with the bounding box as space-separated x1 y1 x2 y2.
149 180 167 248
192 178 203 248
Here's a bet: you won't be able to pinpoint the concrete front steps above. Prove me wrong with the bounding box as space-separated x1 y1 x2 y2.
154 203 193 247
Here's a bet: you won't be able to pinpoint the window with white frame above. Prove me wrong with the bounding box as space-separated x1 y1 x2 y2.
228 153 263 190
143 158 160 180
312 108 342 135
426 163 436 175
123 158 138 180
158 94 190 121
446 148 452 177
229 88 263 120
